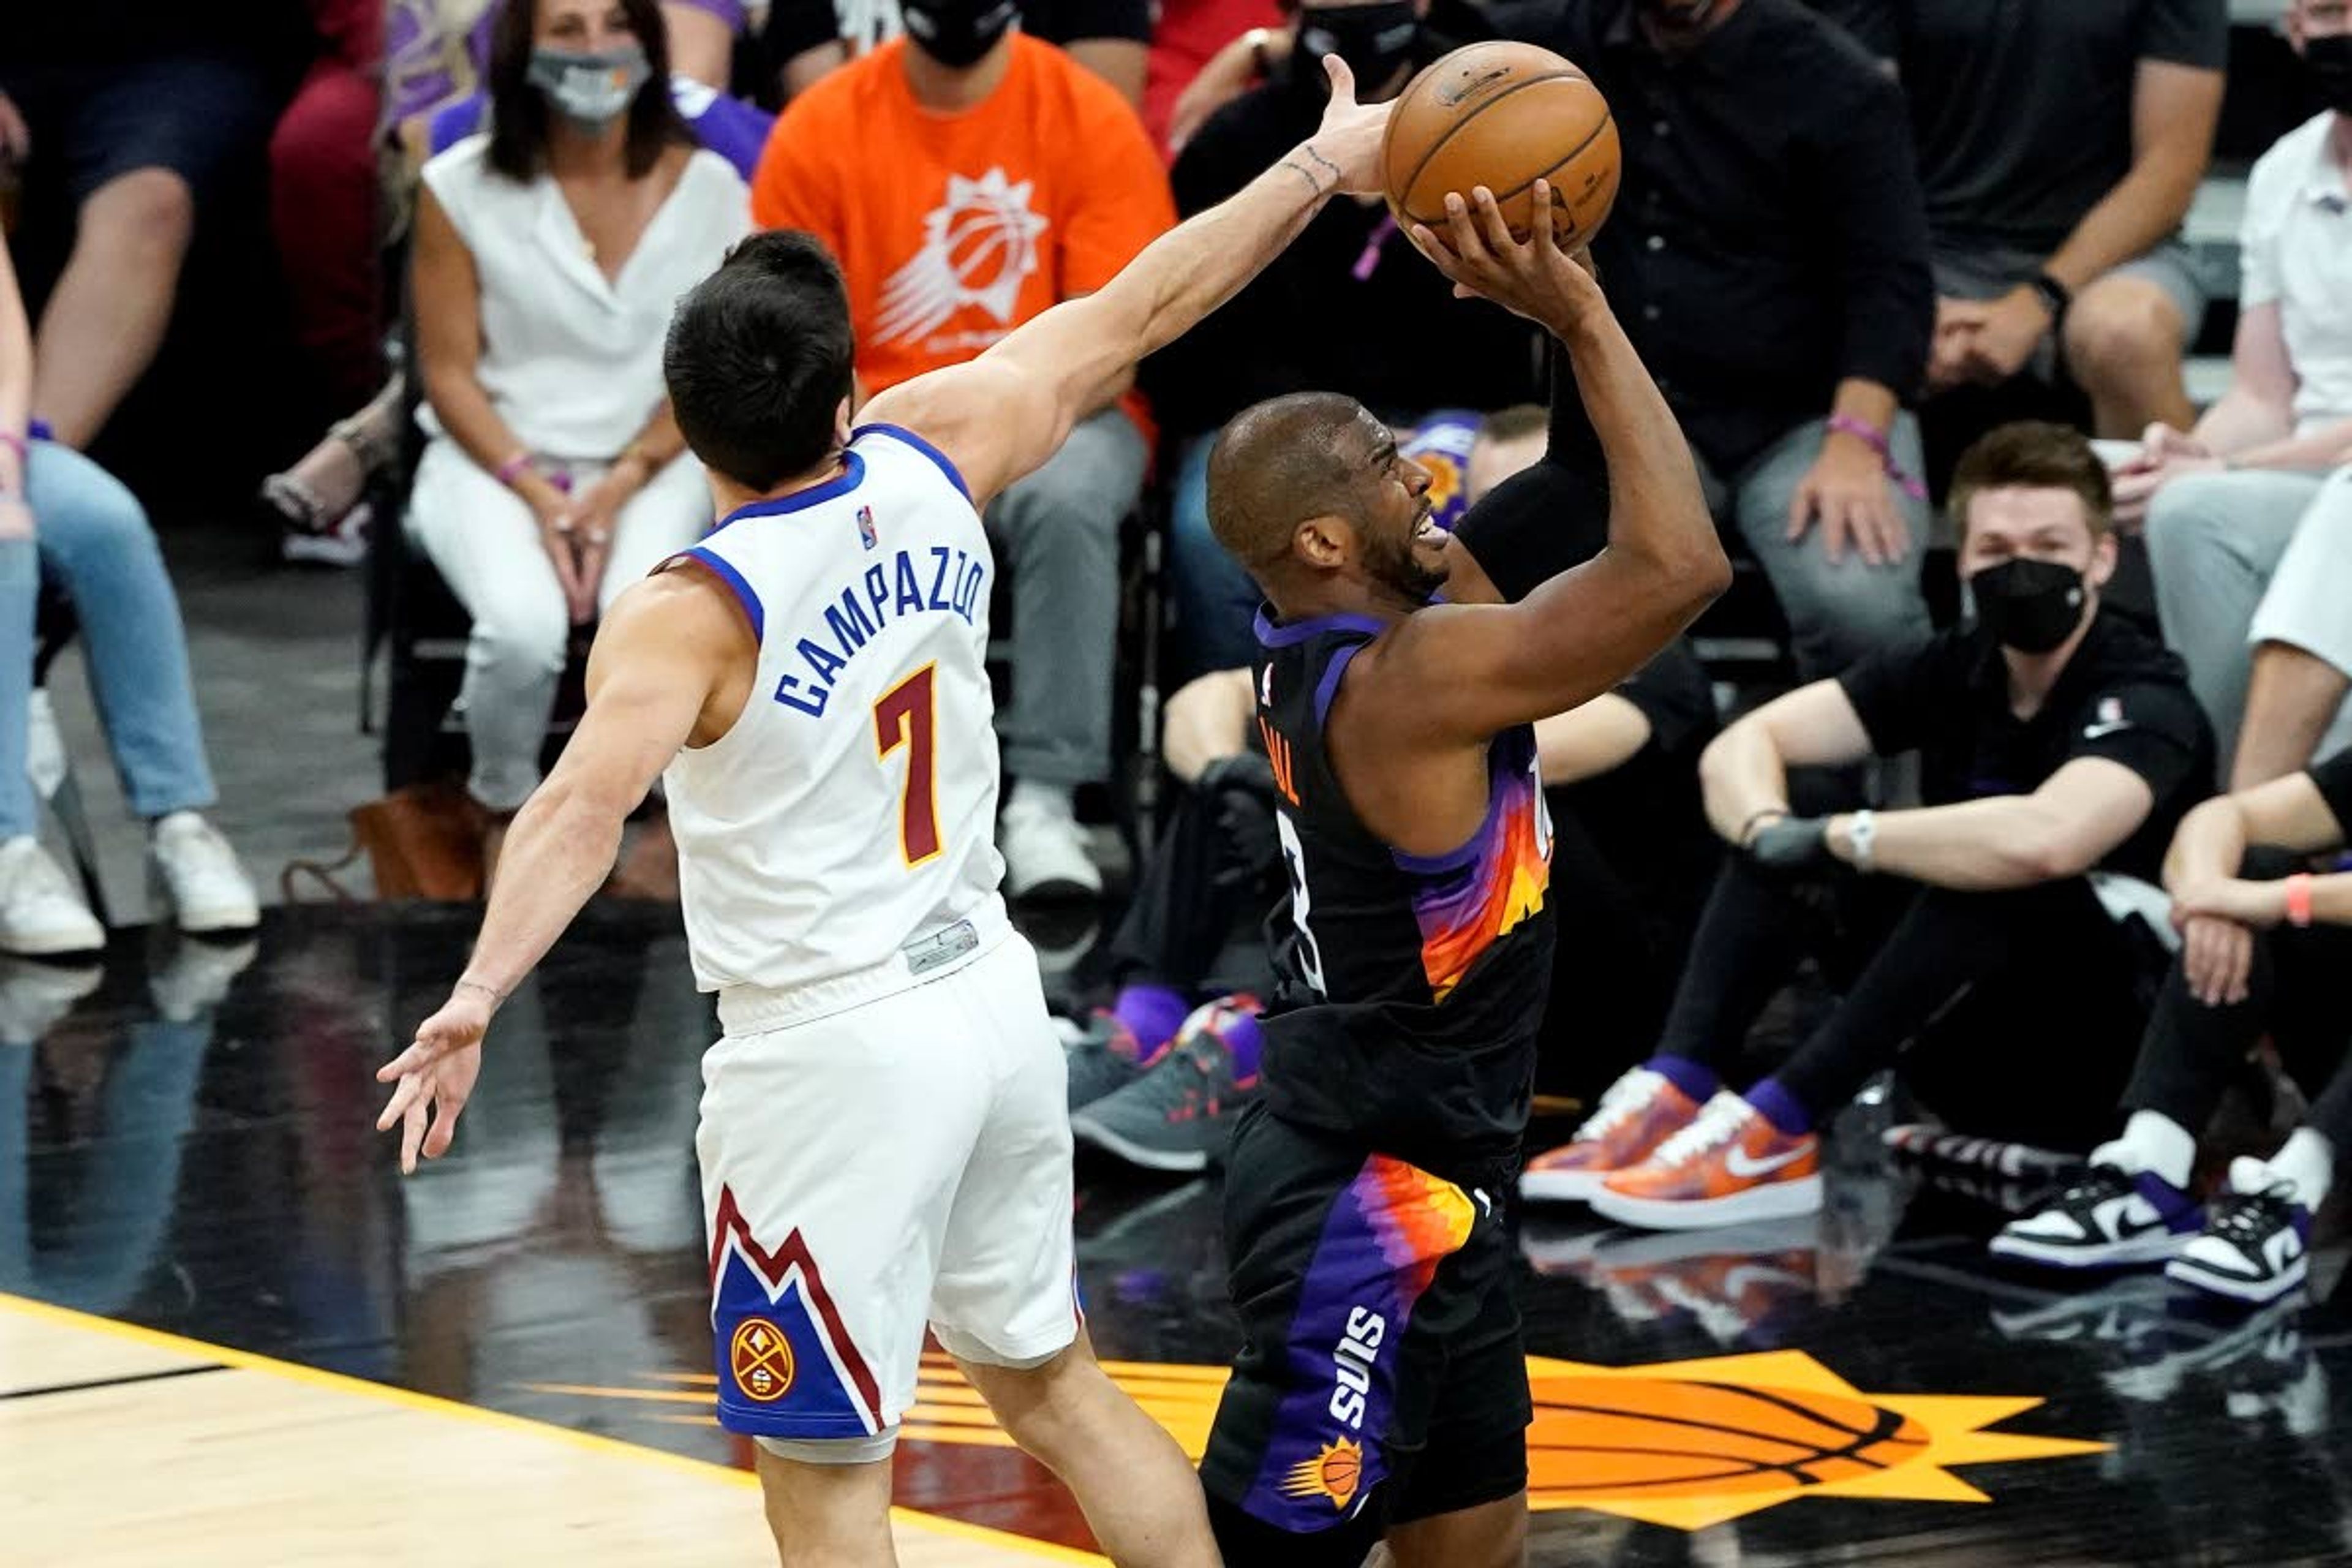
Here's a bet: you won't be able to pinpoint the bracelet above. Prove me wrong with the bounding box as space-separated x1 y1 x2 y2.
1739 806 1789 845
0 431 25 466
2285 872 2314 930
1847 808 1877 875
1825 413 1928 500
2028 270 2072 326
494 450 533 489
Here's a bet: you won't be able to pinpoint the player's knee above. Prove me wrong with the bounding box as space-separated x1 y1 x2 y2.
753 1440 895 1567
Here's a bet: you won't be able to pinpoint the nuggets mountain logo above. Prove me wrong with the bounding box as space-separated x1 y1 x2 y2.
876 168 1050 351
727 1317 794 1403
533 1347 2104 1547
1280 1437 1365 1511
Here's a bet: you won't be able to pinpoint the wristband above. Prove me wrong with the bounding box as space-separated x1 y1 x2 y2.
2028 270 2072 326
1739 806 1789 845
1825 413 1928 500
2285 872 2314 929
494 451 533 489
1847 809 1877 875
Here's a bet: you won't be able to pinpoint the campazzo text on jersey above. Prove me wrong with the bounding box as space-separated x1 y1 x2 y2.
772 546 989 718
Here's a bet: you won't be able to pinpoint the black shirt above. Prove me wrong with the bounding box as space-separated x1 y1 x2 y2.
763 0 1155 66
9 2 296 63
1253 610 1558 1171
2308 750 2352 844
1141 39 1544 439
1512 0 1932 473
1838 608 2214 882
1815 0 2228 257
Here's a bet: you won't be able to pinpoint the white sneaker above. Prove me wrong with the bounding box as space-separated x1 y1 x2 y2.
0 956 104 1040
0 837 104 956
148 814 260 934
1000 793 1101 902
149 934 261 1023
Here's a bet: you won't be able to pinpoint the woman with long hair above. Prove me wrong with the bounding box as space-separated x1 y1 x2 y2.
406 0 747 856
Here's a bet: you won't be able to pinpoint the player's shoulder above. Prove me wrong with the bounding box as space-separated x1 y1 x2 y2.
611 551 769 655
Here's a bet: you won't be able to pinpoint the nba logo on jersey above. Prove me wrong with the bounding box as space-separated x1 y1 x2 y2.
857 505 879 551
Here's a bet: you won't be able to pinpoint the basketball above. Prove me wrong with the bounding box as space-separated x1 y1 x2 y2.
1526 1376 1929 1499
1381 42 1620 249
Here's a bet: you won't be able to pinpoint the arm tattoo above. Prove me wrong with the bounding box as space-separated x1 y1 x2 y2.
1280 143 1343 195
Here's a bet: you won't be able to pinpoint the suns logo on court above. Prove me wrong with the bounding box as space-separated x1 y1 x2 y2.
728 1317 795 1403
876 168 1050 349
1280 1436 1365 1510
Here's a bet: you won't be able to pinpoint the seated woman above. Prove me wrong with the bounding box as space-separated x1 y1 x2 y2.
405 0 747 855
0 237 257 956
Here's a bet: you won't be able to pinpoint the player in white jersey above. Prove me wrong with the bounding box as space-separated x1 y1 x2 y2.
374 56 1390 1567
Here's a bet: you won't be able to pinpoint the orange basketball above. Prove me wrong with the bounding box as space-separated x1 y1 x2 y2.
1526 1376 1929 1500
1381 42 1620 250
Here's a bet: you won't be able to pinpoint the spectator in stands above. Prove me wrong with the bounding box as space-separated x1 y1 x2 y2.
406 0 746 863
271 0 387 431
1144 0 1544 675
1147 0 1283 155
1523 425 2213 1230
1994 751 2352 1308
0 9 289 451
1825 0 2227 441
751 7 1173 899
0 237 257 954
1071 407 1719 1167
763 0 1153 104
1196 0 1936 680
2124 1 2352 788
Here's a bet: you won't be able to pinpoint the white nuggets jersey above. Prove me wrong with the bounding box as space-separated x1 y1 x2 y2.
662 424 1003 993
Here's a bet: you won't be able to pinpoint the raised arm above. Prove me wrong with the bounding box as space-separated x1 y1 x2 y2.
1341 186 1728 742
858 56 1390 508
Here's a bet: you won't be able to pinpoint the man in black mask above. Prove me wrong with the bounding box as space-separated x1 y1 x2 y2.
1523 423 2216 1232
1141 0 1544 677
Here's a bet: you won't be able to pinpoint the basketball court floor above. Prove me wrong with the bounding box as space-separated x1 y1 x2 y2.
7 903 2351 1566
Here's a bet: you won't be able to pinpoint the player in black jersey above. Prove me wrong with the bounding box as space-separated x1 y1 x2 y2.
1192 183 1729 1567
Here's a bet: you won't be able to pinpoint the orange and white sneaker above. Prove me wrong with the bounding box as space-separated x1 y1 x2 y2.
1520 1066 1705 1203
1589 1091 1822 1232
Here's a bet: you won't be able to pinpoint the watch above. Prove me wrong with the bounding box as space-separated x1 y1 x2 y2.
2027 271 2072 325
1847 809 1877 875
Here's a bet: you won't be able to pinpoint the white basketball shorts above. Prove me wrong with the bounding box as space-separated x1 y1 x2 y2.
698 916 1078 1450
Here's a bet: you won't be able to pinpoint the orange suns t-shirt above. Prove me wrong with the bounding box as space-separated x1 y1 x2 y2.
752 36 1176 410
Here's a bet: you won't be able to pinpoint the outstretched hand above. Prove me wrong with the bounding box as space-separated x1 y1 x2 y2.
1406 182 1600 331
375 990 492 1175
1303 56 1396 197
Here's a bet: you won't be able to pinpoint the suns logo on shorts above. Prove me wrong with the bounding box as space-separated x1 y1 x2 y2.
1280 1436 1365 1511
729 1316 796 1403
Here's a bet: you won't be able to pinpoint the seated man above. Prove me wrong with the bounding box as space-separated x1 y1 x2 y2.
1144 0 1541 677
752 4 1174 899
2124 0 2352 786
1993 755 2352 1307
763 0 1154 105
1523 423 2215 1229
1823 0 2226 440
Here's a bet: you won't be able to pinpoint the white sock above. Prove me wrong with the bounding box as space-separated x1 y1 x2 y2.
1008 778 1073 818
2100 1110 2196 1189
2264 1128 2335 1210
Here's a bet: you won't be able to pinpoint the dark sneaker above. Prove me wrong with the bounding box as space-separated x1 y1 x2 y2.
1063 1010 1156 1111
1070 995 1260 1173
1990 1163 2201 1270
2166 1157 2314 1306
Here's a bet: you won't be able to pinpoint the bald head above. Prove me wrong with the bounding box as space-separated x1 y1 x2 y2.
1207 393 1383 575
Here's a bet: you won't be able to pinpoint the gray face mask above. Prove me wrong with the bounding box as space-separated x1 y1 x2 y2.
526 43 650 128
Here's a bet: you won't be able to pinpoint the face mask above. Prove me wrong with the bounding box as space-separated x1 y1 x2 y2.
1970 557 2088 654
1295 2 1421 94
900 0 1019 69
526 43 649 128
2305 35 2352 115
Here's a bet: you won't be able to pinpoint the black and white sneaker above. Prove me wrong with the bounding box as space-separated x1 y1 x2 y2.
2166 1157 2314 1306
1990 1162 2202 1270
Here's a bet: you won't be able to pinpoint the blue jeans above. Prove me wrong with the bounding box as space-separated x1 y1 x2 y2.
0 442 217 838
1169 432 1268 681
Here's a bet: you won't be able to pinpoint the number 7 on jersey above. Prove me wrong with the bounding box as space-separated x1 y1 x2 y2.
874 665 943 867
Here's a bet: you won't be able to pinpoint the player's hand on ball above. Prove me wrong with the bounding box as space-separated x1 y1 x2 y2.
1305 56 1396 197
375 991 492 1175
1406 181 1599 330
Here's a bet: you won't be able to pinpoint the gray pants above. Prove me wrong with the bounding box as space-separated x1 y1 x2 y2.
984 407 1148 787
1695 414 1934 679
2145 466 2352 769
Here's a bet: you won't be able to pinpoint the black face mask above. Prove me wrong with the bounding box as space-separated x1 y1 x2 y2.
1970 557 2089 655
2305 35 2352 115
1294 2 1420 95
901 0 1018 69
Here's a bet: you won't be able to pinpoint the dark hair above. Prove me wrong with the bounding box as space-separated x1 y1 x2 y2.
1476 403 1548 447
665 232 858 491
1948 421 2114 540
484 0 691 181
1207 393 1378 570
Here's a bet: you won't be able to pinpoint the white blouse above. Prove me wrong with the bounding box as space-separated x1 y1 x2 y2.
420 134 750 459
